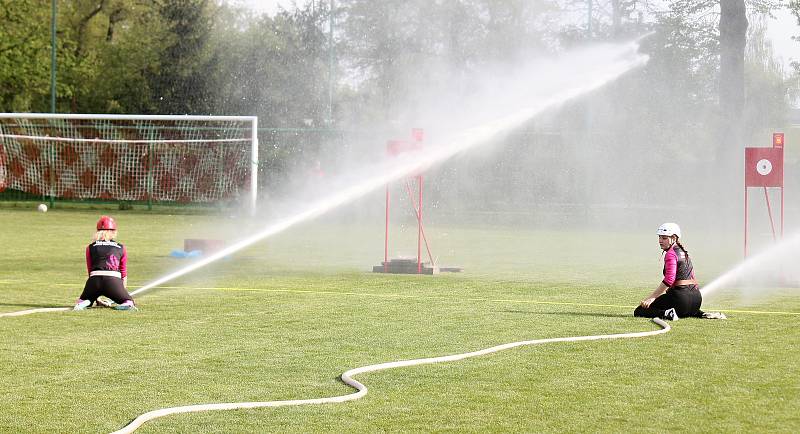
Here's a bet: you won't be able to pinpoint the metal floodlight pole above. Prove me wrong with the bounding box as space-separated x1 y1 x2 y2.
417 175 423 273
327 0 334 124
587 0 593 38
384 185 390 272
50 0 57 113
49 0 58 209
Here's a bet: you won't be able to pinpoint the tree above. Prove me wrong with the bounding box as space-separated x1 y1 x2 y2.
651 1 788 159
790 0 800 74
62 0 171 113
337 0 557 124
210 2 331 125
0 0 52 111
744 14 790 135
146 0 215 114
719 0 749 153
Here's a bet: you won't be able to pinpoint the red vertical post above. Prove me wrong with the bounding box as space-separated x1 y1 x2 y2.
764 187 777 241
744 187 748 258
781 187 784 238
417 174 423 273
774 132 785 239
385 185 390 272
411 127 425 274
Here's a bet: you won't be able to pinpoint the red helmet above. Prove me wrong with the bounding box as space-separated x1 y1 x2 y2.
96 215 117 231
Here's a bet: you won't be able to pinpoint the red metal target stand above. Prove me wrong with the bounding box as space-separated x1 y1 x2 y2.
744 132 785 258
373 128 439 274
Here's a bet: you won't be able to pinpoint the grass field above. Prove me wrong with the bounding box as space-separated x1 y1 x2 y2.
1 207 798 433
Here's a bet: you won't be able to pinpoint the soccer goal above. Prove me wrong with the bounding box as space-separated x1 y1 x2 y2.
0 113 258 212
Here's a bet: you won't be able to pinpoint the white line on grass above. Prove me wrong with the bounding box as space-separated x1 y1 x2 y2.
149 285 800 315
0 307 69 317
5 283 799 316
110 318 670 434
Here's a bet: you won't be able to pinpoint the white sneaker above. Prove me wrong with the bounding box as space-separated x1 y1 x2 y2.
73 299 91 311
114 300 137 311
95 296 116 308
663 308 679 321
702 311 727 320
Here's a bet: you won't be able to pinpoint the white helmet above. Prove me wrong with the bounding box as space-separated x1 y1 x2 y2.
656 222 681 238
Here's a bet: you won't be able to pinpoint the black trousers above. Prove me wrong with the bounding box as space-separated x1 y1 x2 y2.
634 285 703 319
80 275 133 305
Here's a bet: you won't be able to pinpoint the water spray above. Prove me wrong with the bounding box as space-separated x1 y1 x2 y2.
0 39 649 314
701 231 800 298
131 41 649 297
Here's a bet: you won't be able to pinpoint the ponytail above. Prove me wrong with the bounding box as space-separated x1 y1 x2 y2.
675 239 689 260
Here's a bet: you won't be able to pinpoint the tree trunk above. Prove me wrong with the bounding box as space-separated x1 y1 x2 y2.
611 0 621 37
715 0 748 219
719 0 748 152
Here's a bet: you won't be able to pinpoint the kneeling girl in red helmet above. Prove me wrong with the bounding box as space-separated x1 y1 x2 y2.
634 222 702 321
73 215 136 311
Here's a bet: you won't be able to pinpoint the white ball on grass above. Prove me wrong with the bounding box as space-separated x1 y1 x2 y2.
37 203 48 213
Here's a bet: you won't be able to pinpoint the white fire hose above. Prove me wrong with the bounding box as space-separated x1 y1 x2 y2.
110 318 669 434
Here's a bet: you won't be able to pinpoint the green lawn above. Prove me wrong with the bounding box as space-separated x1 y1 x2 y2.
1 208 798 433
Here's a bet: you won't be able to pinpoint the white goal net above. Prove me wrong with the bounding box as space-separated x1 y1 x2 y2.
0 113 258 211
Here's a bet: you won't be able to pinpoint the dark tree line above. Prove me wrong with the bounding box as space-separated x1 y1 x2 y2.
0 0 797 141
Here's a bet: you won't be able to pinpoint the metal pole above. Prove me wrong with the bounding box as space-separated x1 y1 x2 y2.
744 187 748 258
49 0 57 209
781 186 784 238
417 175 423 274
587 0 593 38
780 151 784 238
48 138 55 209
384 185 389 272
50 0 57 113
764 187 776 241
327 0 334 124
403 180 434 266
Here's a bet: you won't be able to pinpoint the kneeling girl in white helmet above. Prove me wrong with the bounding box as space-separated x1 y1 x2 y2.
634 223 702 320
73 215 136 311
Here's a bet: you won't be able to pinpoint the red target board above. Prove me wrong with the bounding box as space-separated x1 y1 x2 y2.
745 147 783 187
744 134 786 258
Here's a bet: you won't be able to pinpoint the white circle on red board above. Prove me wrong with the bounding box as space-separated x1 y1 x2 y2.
756 159 773 176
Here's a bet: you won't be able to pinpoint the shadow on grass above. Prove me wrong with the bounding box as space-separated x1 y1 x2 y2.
502 309 632 318
0 302 66 309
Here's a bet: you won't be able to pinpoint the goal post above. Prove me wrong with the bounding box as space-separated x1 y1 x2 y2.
0 113 259 214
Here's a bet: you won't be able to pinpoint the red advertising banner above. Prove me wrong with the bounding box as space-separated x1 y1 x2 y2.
745 147 783 187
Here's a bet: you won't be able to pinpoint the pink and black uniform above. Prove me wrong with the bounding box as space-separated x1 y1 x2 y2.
79 239 133 305
634 244 703 319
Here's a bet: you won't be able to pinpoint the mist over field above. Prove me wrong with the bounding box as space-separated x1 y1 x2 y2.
1 1 799 301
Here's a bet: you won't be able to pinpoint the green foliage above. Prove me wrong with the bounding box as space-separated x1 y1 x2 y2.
0 0 52 111
745 15 792 132
145 0 215 114
0 0 795 137
790 1 800 74
551 0 790 168
211 3 331 125
337 0 558 123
